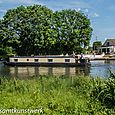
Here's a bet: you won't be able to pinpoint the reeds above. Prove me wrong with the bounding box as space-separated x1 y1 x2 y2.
0 75 114 114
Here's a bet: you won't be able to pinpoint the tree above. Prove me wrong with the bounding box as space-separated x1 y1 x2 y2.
0 5 93 56
93 41 102 50
0 5 55 56
53 9 93 54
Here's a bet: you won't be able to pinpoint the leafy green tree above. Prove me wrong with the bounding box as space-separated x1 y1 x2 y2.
93 41 102 50
0 5 92 56
53 9 93 54
0 19 15 58
0 5 55 56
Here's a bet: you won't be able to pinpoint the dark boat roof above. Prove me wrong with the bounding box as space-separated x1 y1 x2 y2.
10 55 76 58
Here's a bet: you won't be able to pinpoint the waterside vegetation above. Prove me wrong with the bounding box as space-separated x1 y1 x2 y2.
0 4 92 59
0 73 114 114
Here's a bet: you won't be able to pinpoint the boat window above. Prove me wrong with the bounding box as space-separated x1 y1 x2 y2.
75 56 78 58
27 59 29 61
14 59 18 62
65 59 70 62
48 59 53 62
34 59 39 62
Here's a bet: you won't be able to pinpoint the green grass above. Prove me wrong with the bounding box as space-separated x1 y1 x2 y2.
0 75 114 115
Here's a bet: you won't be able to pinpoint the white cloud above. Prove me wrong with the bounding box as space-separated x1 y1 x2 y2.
75 8 89 13
42 1 91 11
92 13 100 17
0 9 7 13
76 8 81 12
0 0 43 19
84 9 89 13
20 0 43 5
2 0 42 5
0 0 43 8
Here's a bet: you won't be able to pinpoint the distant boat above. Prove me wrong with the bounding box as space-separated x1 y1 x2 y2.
3 55 90 67
77 53 105 60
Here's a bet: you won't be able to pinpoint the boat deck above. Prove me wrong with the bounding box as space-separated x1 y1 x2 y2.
4 61 91 67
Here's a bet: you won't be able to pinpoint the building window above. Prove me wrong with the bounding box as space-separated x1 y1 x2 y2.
27 59 29 61
65 59 70 62
14 59 18 62
34 59 39 62
48 59 53 62
107 42 110 46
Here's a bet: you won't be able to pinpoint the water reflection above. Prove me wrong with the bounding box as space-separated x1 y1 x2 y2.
0 60 115 79
7 66 90 79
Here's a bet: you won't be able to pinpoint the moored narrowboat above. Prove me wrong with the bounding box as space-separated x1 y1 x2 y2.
3 55 90 67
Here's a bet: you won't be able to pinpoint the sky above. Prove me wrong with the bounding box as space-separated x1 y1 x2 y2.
0 0 115 45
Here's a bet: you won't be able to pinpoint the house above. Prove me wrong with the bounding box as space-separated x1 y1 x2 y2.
97 39 115 54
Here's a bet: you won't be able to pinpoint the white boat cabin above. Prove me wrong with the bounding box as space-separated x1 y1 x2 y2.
9 55 80 63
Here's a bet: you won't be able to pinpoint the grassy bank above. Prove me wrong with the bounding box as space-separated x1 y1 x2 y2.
0 75 114 114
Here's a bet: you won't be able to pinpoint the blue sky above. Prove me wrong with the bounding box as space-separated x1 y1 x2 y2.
0 0 115 44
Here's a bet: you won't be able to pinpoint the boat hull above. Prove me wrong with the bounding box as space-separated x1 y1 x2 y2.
3 61 90 67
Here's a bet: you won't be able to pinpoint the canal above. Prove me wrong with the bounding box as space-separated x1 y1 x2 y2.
0 60 115 79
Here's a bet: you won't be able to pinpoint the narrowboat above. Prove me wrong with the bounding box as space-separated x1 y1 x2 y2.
3 55 90 67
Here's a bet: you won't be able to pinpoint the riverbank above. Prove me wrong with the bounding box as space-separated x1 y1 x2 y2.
0 75 114 114
79 54 115 60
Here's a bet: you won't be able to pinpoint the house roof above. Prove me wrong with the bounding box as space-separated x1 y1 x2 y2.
103 39 115 46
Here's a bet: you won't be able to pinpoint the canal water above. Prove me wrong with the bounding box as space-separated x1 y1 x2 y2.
0 60 115 79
